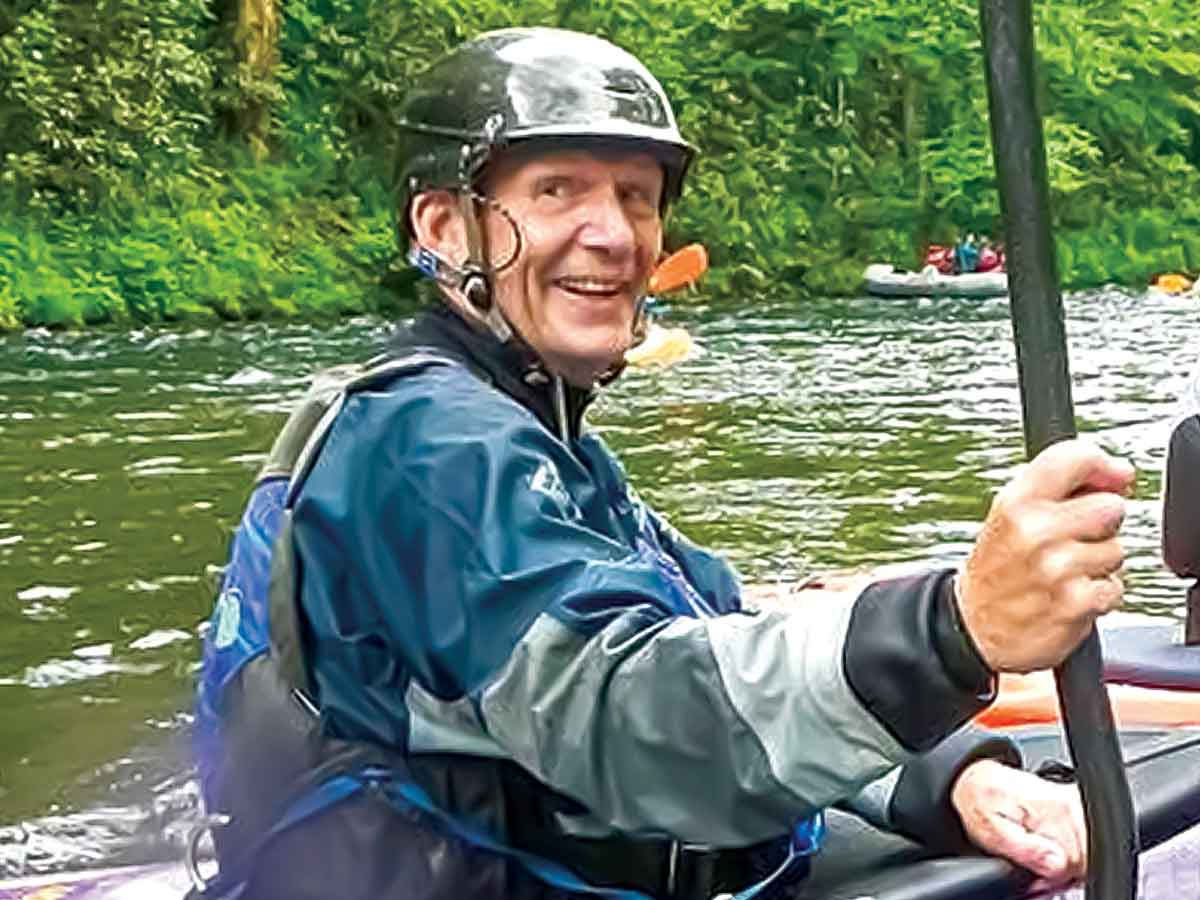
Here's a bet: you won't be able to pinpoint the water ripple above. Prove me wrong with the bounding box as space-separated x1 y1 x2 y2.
0 291 1197 873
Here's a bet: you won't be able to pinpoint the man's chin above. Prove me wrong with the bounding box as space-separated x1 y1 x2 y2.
551 346 628 387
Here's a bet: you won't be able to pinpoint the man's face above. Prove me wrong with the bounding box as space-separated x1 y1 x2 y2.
482 148 665 386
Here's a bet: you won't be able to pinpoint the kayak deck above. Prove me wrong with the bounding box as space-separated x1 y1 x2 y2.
796 727 1200 900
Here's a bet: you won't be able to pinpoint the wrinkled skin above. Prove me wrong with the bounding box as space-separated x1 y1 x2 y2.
409 147 665 387
952 759 1086 886
957 438 1135 673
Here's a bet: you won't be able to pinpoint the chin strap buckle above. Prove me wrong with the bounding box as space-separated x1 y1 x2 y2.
184 812 231 893
409 246 491 310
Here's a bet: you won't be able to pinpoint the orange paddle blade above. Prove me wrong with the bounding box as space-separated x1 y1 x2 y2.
648 244 708 294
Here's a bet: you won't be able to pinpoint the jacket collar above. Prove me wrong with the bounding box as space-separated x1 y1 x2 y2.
388 305 599 441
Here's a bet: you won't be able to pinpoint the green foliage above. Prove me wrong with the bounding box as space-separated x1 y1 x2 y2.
1 0 1199 328
0 0 222 209
0 158 407 326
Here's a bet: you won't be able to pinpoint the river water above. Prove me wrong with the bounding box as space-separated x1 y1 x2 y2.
0 288 1196 875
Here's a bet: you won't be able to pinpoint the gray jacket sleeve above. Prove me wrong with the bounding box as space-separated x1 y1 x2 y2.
477 576 990 847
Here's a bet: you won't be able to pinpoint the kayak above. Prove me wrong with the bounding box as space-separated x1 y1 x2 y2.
801 614 1200 899
0 862 189 898
798 725 1200 900
6 725 1197 900
980 622 1200 728
864 263 1009 298
4 618 1196 900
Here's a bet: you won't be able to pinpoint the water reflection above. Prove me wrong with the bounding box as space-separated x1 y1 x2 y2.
0 291 1196 875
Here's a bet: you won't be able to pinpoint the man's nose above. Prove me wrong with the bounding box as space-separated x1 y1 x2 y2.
577 189 637 256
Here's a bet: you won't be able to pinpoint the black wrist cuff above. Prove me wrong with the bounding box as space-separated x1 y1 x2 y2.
844 569 997 752
933 571 995 695
890 726 1023 853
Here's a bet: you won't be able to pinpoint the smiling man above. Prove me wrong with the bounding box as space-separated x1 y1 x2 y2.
417 143 665 388
194 28 1134 900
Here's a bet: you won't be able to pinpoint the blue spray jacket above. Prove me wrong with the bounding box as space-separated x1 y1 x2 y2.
294 310 1012 841
195 307 1018 899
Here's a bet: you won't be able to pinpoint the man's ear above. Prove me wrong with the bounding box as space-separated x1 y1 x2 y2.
410 191 469 264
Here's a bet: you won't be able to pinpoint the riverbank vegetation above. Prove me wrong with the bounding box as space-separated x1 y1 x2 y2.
1 0 1198 328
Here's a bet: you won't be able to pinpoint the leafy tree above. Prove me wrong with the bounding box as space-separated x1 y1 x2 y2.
0 0 220 209
1 0 1198 327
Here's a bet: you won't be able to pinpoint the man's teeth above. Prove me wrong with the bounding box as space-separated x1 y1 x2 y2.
557 278 622 293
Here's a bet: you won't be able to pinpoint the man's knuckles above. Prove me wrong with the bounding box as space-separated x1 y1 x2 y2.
1058 491 1126 541
1023 439 1133 502
1033 546 1082 585
983 495 1053 554
1059 573 1123 617
1035 538 1124 587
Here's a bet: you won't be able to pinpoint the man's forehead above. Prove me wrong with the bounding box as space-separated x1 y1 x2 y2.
493 145 663 181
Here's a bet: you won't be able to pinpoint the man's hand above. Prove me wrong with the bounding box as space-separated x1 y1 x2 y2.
951 759 1086 884
957 439 1135 673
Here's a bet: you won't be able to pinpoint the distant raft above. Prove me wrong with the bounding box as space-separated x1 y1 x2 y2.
864 263 1009 298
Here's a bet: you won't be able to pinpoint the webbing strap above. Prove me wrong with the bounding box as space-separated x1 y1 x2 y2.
364 767 823 900
202 765 824 900
271 771 367 834
729 814 825 900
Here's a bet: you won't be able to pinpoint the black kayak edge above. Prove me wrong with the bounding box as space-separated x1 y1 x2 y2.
799 729 1200 900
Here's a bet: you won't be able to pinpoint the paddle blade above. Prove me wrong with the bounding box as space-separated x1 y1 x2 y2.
648 244 708 294
625 322 697 369
1153 273 1192 295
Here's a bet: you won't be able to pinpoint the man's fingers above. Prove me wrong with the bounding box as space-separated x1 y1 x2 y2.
981 811 1073 880
1054 491 1127 543
1039 537 1125 587
1017 439 1136 503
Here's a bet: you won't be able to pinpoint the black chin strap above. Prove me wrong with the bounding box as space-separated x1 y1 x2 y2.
407 246 492 311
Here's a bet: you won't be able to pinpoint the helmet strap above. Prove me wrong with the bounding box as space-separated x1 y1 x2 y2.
459 191 489 302
456 192 515 342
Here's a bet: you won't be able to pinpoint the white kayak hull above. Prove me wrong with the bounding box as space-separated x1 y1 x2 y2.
864 264 1009 298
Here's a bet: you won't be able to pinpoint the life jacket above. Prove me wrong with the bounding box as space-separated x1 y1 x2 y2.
192 351 461 896
191 349 823 900
924 245 955 274
952 241 979 275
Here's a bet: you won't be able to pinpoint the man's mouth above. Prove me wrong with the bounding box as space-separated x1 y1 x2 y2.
553 277 629 298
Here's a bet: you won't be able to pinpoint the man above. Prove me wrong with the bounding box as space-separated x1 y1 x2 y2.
195 28 1131 900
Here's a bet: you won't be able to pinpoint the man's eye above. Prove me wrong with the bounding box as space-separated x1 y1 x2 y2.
621 186 658 214
539 179 570 199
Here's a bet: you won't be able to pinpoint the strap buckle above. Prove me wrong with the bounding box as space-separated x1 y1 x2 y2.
665 840 723 899
184 812 231 893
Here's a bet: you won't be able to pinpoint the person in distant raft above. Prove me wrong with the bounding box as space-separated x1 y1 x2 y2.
195 28 1132 900
953 233 980 274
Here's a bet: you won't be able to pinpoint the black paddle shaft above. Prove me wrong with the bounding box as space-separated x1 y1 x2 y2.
978 2 1138 899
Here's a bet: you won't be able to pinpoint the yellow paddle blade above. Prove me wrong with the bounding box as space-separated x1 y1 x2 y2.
1153 273 1193 295
625 322 697 369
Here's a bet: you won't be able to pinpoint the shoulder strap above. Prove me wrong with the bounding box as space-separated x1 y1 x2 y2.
266 348 453 698
258 350 453 487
